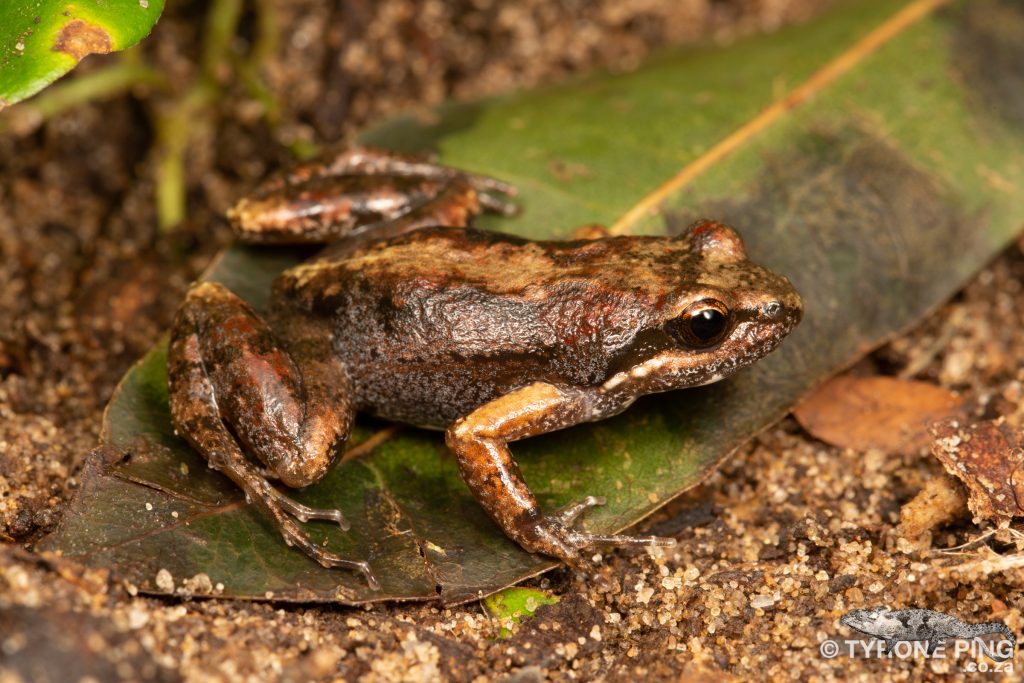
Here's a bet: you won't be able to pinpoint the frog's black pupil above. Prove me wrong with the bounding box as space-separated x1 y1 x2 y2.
689 308 726 342
665 300 731 348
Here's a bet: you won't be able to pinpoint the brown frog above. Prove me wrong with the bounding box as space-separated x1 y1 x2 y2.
168 148 803 589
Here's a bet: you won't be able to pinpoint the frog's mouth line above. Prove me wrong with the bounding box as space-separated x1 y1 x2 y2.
689 311 801 384
600 309 801 395
726 310 800 356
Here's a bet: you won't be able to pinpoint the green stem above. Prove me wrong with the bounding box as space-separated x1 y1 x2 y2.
153 0 244 231
0 58 166 134
201 0 244 80
153 82 217 230
232 0 281 126
251 0 279 67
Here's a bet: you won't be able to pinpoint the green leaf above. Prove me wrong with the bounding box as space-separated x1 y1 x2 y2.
0 0 165 108
484 588 560 638
40 0 1024 604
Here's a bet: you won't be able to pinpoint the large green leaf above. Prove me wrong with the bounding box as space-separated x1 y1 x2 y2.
0 0 165 108
40 0 1024 604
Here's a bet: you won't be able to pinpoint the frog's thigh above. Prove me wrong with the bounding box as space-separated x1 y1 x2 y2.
169 282 354 488
168 284 378 585
445 383 590 542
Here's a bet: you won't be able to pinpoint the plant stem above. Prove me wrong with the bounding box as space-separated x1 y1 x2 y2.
152 0 244 231
0 56 165 135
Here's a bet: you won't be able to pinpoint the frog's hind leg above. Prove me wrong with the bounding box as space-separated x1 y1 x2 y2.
265 147 518 214
228 150 517 245
167 282 379 588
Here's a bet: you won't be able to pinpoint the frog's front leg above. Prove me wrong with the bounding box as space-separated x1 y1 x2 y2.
168 282 379 588
445 383 675 566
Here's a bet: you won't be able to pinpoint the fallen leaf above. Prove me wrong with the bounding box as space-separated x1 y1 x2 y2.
39 0 1024 603
930 418 1024 524
795 375 964 453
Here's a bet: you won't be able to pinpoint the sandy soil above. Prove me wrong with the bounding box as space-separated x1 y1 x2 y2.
2 1 1023 681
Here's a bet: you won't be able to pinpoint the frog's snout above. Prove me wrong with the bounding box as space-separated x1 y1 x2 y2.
762 300 784 320
759 294 802 330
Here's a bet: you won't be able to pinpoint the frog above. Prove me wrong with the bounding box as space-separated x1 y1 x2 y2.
167 147 803 589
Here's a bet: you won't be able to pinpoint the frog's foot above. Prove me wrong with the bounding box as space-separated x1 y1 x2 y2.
266 486 349 529
237 147 518 244
201 449 380 589
175 421 381 592
520 496 676 567
277 518 380 590
248 472 379 589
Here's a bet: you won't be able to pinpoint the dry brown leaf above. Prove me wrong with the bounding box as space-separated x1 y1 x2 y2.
794 375 964 453
930 418 1024 524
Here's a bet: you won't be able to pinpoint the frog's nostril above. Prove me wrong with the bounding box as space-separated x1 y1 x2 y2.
763 301 783 319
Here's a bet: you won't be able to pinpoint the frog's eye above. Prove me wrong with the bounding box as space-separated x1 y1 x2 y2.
666 299 731 348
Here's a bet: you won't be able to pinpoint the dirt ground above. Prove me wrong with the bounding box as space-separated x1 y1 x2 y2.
2 0 1023 681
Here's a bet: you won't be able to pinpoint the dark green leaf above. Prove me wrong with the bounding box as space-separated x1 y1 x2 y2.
40 0 1024 603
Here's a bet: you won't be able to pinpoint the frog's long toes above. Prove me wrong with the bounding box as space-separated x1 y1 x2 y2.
554 495 606 526
477 191 520 216
269 488 351 530
295 507 350 530
312 550 380 590
549 496 675 550
581 532 677 549
463 172 518 197
356 562 381 591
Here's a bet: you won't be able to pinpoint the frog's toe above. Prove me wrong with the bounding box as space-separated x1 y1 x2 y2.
521 498 676 566
456 170 518 215
577 531 677 550
280 521 380 590
320 556 380 592
268 487 350 530
553 495 606 526
476 190 520 216
461 171 518 197
555 495 676 552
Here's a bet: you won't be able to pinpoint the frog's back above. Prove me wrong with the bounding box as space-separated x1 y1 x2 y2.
270 227 689 426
